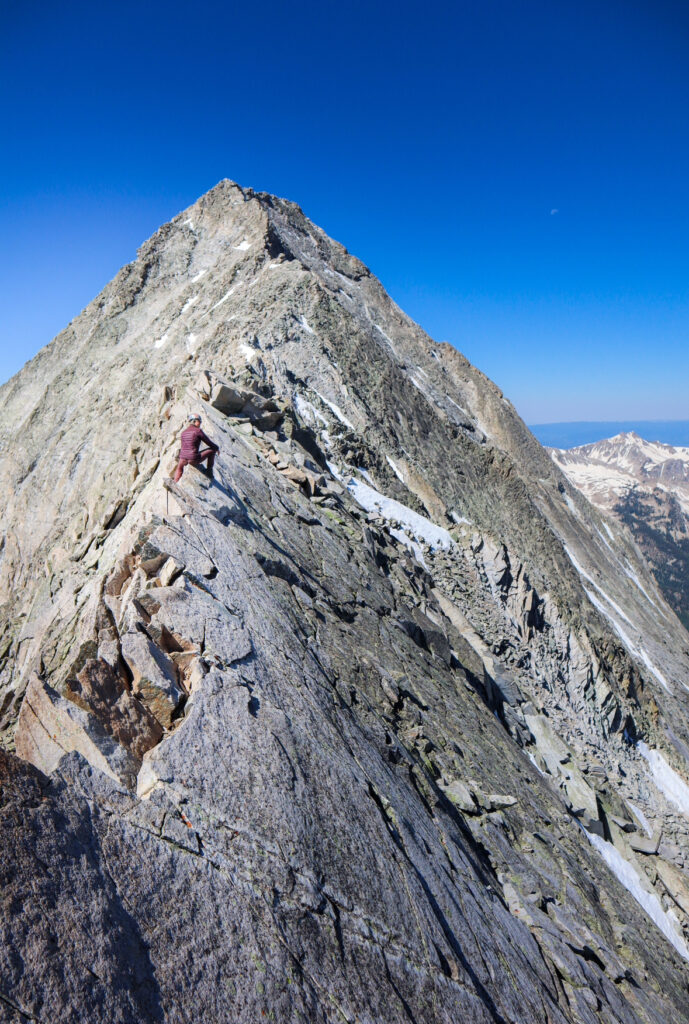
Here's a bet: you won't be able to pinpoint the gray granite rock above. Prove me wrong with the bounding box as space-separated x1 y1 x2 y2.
2 180 689 1022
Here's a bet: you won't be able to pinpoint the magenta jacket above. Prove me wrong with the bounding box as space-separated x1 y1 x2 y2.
179 425 219 461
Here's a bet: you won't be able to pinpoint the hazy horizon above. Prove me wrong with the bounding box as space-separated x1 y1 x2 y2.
529 419 689 449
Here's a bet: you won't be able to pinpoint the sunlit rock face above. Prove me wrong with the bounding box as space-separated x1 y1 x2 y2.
551 432 689 629
3 180 689 1022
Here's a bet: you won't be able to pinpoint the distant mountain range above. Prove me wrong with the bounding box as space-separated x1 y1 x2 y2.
550 432 689 628
532 420 689 450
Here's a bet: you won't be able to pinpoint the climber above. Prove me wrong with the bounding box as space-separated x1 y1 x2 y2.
174 414 219 482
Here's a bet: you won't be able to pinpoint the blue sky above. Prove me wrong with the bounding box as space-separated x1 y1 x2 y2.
1 0 687 422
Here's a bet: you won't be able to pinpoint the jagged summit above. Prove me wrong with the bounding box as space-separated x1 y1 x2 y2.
3 182 689 1022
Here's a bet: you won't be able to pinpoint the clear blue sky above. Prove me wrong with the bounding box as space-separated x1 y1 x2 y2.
1 0 687 423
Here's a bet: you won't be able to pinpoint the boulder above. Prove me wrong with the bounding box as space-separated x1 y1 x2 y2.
14 674 141 789
443 779 477 813
120 631 184 729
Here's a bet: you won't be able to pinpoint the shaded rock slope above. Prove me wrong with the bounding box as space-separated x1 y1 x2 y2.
2 181 689 1022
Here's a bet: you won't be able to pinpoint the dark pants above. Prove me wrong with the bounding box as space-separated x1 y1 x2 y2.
174 448 216 482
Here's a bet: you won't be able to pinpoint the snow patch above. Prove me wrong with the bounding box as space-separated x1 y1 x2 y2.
565 547 634 626
627 801 653 838
233 239 251 251
299 316 315 335
355 466 376 486
191 270 207 283
209 288 235 312
314 391 355 430
154 333 168 350
584 830 689 960
446 396 469 417
181 294 199 313
183 219 194 230
346 478 454 551
372 323 397 353
623 562 660 610
582 586 672 693
409 375 435 403
563 492 581 518
294 394 328 428
185 333 198 353
390 527 427 568
386 455 405 483
638 742 689 817
636 647 672 692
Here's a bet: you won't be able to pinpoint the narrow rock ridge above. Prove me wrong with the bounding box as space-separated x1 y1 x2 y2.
2 181 689 1022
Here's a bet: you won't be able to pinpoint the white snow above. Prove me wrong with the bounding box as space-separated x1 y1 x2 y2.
241 344 258 360
355 466 376 486
233 239 251 251
372 323 397 353
299 316 315 335
314 391 355 430
410 375 434 402
638 742 689 817
386 455 405 483
565 547 634 626
450 510 472 526
191 270 207 283
181 294 199 313
627 801 653 837
209 288 235 312
185 333 198 353
563 492 581 519
294 394 328 428
636 647 672 693
622 562 660 610
154 333 168 350
326 460 343 481
446 396 468 417
603 521 615 542
389 527 427 568
346 478 454 551
563 546 672 690
584 830 689 960
182 218 194 230
582 587 672 693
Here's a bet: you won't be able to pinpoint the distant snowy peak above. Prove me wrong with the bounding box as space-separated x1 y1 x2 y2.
550 432 689 515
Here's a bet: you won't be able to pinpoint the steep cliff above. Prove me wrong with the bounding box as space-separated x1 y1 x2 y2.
2 181 689 1023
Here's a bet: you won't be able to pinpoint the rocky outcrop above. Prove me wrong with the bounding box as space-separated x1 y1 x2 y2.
2 181 689 1021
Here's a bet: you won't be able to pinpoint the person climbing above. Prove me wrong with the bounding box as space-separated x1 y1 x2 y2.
174 414 219 482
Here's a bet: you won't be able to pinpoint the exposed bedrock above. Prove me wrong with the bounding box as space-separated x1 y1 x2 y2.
2 181 689 1022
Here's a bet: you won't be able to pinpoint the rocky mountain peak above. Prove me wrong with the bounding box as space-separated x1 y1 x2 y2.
3 181 689 1022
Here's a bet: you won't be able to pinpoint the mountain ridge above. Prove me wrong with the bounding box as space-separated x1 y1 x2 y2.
2 179 689 1022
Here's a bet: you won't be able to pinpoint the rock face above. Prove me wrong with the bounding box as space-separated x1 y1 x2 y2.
550 432 689 628
2 181 689 1021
